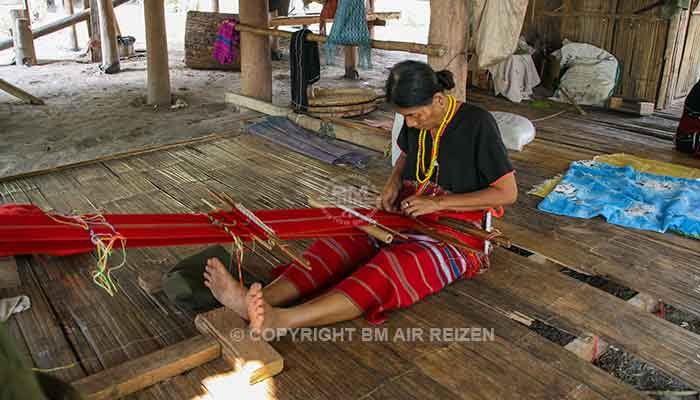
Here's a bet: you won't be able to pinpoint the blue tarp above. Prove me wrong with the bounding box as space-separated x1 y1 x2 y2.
538 160 700 237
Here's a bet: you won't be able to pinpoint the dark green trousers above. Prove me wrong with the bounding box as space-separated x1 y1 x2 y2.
162 246 231 313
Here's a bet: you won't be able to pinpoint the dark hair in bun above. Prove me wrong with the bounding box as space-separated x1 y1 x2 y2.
385 60 455 108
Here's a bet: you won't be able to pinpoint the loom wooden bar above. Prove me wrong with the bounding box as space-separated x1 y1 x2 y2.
63 0 78 51
0 0 130 53
268 11 399 27
11 11 36 66
427 0 468 101
96 0 119 73
307 197 394 243
234 24 447 57
144 0 172 106
239 0 272 101
0 78 44 105
195 307 284 385
73 335 221 400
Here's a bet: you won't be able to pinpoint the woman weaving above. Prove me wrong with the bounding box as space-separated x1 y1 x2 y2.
204 60 518 333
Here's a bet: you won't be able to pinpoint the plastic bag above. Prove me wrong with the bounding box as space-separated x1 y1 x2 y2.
491 111 536 152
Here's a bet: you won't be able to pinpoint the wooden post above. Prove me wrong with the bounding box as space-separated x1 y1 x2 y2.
269 10 281 59
63 0 79 50
428 0 468 101
96 0 119 73
210 0 219 12
240 0 272 101
90 0 101 62
85 0 93 40
144 0 172 106
344 46 359 79
11 9 36 66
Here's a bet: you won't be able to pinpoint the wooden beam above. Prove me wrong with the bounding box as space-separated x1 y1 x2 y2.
195 307 284 385
541 11 667 22
10 10 36 66
235 24 447 57
428 0 468 101
73 335 221 400
210 0 219 13
224 92 388 152
63 0 79 51
96 0 120 73
344 46 359 79
0 0 130 53
89 0 101 62
224 92 290 116
269 11 400 27
240 0 272 101
144 0 172 106
608 97 655 116
0 78 44 105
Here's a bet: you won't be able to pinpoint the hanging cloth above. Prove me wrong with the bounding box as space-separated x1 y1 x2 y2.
325 0 372 69
213 19 240 65
290 28 321 111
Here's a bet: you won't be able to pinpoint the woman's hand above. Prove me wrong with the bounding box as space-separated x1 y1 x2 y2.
400 195 441 217
376 179 401 212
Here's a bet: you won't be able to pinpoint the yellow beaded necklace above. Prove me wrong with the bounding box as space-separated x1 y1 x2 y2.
416 95 457 189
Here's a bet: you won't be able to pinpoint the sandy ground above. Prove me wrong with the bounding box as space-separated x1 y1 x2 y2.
0 1 427 178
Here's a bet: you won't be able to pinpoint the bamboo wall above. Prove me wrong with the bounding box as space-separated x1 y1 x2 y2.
522 0 671 103
675 6 700 99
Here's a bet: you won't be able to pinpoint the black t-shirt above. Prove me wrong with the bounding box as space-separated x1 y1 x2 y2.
686 80 700 115
397 103 514 194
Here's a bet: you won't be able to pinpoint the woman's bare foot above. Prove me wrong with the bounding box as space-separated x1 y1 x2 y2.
203 257 248 319
246 282 284 338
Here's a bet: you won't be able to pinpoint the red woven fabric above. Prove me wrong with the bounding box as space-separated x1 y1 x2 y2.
0 204 485 258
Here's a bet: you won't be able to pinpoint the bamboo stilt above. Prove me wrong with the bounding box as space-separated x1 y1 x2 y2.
240 0 272 101
144 0 172 106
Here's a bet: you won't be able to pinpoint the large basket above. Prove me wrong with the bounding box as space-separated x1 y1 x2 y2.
306 87 383 118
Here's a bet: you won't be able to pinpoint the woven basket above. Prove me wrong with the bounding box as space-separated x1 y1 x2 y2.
306 87 382 117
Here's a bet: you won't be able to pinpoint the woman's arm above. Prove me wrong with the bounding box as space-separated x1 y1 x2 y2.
376 153 407 212
401 172 517 216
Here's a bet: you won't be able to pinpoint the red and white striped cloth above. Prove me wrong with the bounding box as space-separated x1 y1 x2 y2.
272 234 487 325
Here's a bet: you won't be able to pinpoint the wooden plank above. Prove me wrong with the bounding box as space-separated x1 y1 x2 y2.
0 256 19 288
0 78 44 105
408 285 646 400
456 249 700 390
73 335 221 400
194 307 283 385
